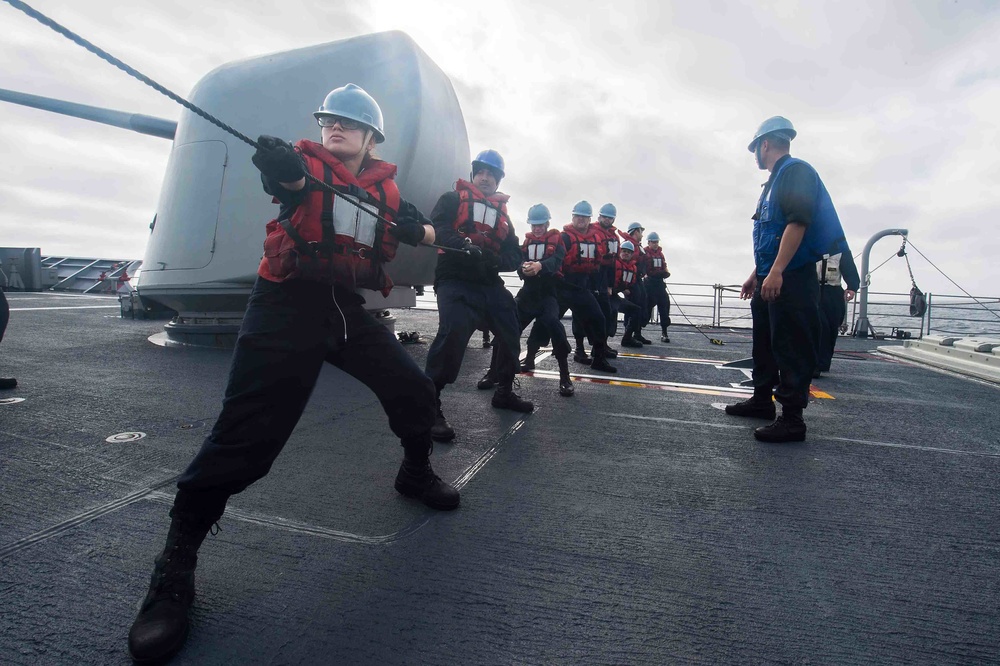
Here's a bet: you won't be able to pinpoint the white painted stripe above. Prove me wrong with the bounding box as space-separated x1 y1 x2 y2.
597 411 746 429
10 305 120 311
531 369 753 394
817 435 1000 458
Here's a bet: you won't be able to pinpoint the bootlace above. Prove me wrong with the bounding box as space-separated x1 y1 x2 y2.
150 520 220 603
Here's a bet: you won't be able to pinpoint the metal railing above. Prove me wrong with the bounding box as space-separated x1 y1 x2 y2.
413 278 1000 339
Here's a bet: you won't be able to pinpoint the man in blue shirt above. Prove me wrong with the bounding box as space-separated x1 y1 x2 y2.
725 116 849 443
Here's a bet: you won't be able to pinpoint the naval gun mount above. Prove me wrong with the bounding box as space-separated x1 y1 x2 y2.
1 32 469 347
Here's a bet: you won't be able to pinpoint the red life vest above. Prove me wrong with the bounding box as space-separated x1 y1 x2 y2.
561 224 602 274
522 229 562 277
258 140 401 296
618 229 648 274
453 179 511 253
645 245 668 277
615 258 637 292
593 223 620 267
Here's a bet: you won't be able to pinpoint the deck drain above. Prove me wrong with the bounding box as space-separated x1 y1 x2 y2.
106 431 147 443
0 398 25 405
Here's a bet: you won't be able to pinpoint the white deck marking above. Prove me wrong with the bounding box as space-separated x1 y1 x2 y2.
529 369 753 398
10 305 120 311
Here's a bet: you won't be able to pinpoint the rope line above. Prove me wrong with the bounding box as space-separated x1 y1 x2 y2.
664 288 724 345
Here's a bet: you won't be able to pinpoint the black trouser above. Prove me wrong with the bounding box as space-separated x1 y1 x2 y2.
517 289 571 359
817 284 846 372
612 293 643 335
489 289 571 373
631 278 649 328
0 289 8 344
750 263 820 411
425 279 521 388
597 266 615 337
645 276 670 333
174 277 436 518
528 278 606 352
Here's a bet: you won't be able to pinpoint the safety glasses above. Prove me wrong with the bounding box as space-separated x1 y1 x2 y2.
316 115 366 131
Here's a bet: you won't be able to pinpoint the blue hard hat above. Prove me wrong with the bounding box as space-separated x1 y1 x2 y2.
572 200 593 217
599 203 617 218
627 222 644 233
472 149 505 179
527 203 551 225
314 83 385 143
647 232 660 242
620 240 635 252
748 115 796 152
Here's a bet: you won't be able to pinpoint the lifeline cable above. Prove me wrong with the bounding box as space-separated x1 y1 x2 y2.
906 240 1000 322
664 287 725 345
1 0 471 255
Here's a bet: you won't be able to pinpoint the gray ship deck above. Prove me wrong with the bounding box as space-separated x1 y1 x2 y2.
1 291 998 665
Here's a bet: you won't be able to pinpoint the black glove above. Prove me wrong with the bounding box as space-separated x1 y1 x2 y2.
462 238 483 258
388 219 426 246
482 249 500 271
252 135 305 183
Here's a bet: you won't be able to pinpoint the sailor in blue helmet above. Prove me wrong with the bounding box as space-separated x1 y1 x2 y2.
623 222 653 344
127 83 457 665
643 231 672 342
592 203 622 351
524 201 617 373
478 203 575 397
612 241 646 347
424 149 532 443
724 116 850 443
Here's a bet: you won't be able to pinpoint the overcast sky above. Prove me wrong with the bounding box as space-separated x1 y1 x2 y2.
1 0 998 298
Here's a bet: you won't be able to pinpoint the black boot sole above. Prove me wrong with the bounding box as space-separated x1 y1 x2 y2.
394 480 460 510
430 429 456 442
753 427 807 443
724 407 776 420
128 613 190 665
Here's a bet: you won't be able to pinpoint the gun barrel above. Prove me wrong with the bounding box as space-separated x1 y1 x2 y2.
0 87 176 140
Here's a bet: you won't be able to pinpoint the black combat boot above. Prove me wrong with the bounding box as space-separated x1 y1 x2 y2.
590 344 618 373
635 329 653 345
477 368 498 390
128 509 218 665
430 389 455 442
492 381 534 413
660 330 670 343
621 329 643 348
754 409 807 443
0 376 16 390
724 393 776 420
573 338 591 365
605 345 619 358
557 357 574 397
520 343 539 372
395 440 460 510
